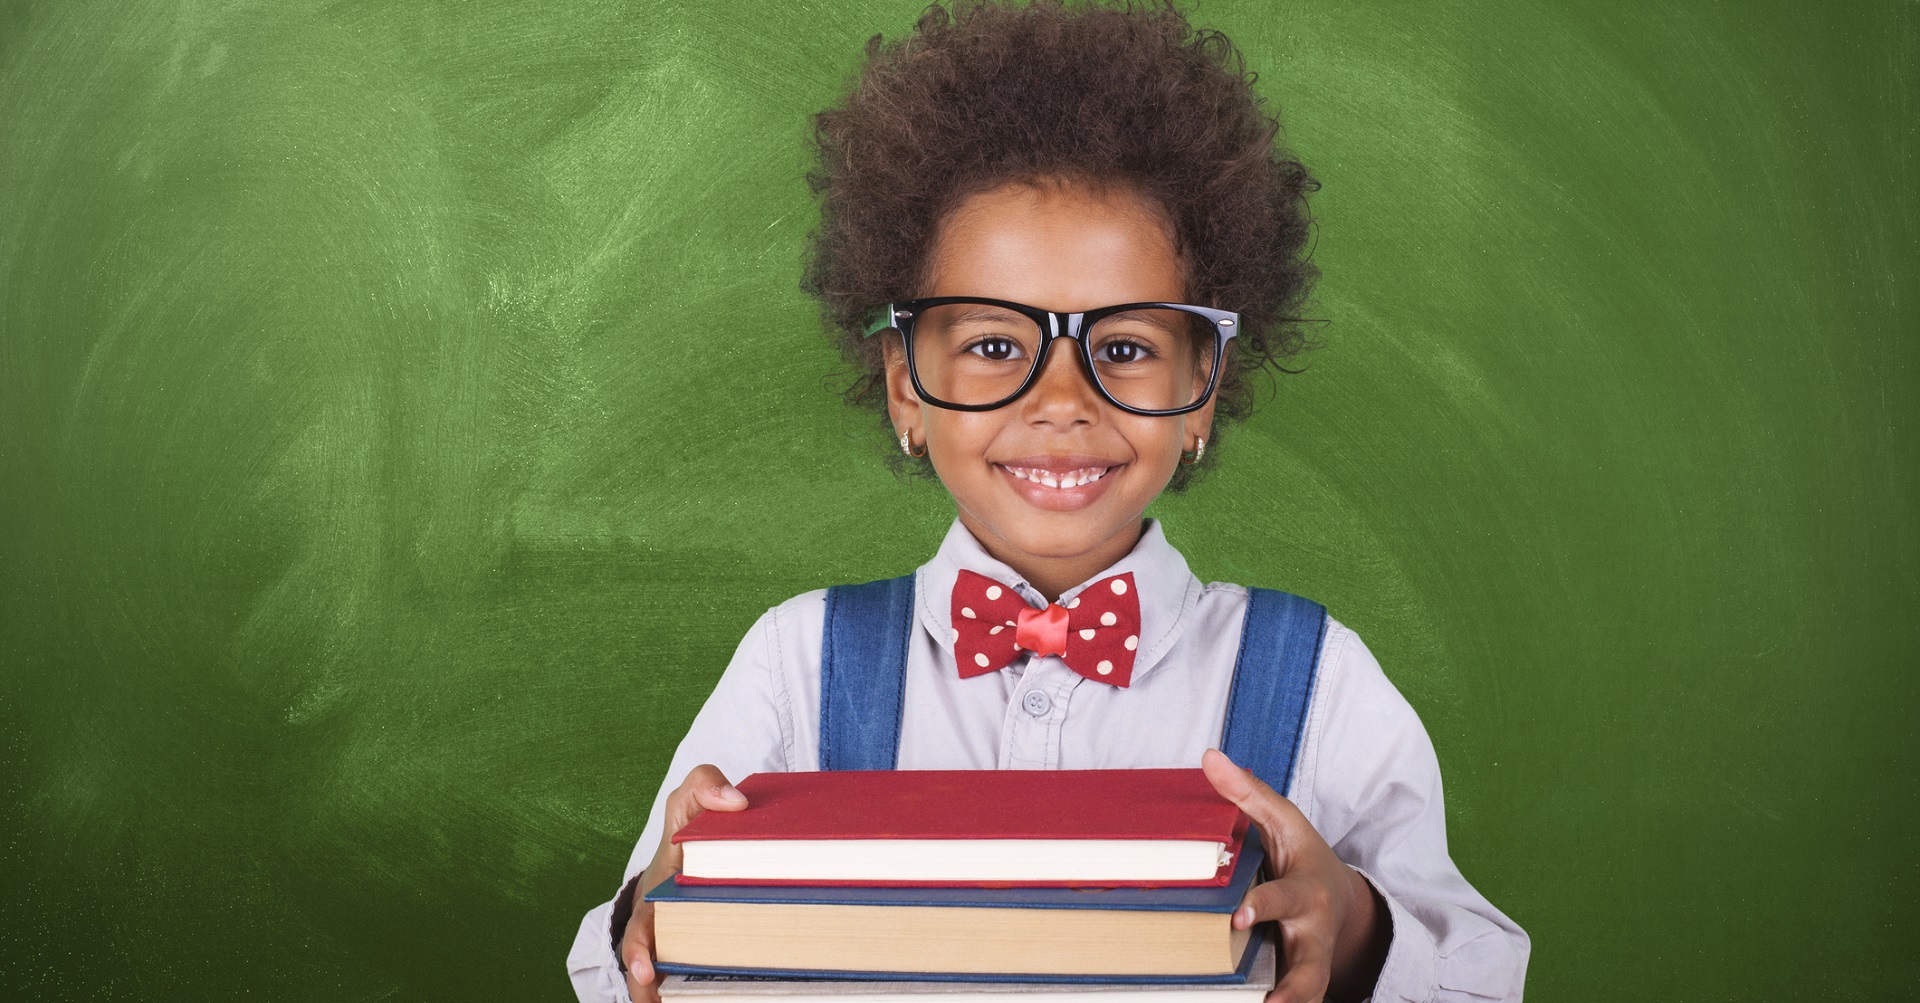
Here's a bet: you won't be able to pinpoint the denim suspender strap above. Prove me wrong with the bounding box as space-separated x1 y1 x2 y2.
818 574 917 771
820 576 1323 785
1220 587 1330 798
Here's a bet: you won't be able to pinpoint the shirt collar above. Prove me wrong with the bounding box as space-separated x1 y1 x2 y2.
914 517 1200 685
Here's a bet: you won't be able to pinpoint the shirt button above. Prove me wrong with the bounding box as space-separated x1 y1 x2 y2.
1022 689 1052 717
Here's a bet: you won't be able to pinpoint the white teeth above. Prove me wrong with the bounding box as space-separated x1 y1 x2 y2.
1004 465 1111 489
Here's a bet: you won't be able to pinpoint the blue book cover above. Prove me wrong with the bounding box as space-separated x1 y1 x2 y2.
649 838 1267 984
652 929 1268 986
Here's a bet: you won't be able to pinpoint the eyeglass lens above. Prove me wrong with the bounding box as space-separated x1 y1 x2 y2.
909 302 1219 412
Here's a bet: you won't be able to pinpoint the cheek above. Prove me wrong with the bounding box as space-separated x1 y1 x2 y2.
1124 420 1186 467
923 413 1000 469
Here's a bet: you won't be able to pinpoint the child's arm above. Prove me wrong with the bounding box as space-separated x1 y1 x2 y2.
616 763 748 1003
567 604 795 1003
1204 749 1389 1002
1262 623 1531 1002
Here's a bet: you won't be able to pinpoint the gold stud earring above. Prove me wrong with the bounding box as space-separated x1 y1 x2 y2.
899 429 927 458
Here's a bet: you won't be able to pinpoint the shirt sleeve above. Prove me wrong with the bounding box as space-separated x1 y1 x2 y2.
1299 623 1531 1002
566 603 797 1003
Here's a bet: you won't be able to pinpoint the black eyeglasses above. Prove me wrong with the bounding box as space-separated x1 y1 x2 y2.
863 297 1239 417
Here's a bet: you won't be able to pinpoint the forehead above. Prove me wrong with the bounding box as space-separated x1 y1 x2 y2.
922 181 1187 311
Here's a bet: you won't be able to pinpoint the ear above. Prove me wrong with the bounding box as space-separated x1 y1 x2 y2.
1183 394 1218 452
882 331 922 435
1184 345 1224 449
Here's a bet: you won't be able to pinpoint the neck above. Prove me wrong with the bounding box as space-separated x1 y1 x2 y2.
960 516 1149 604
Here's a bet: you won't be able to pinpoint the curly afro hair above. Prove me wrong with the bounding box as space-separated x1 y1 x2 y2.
802 0 1320 491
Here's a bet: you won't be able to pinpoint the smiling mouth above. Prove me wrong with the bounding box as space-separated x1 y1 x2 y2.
996 464 1114 489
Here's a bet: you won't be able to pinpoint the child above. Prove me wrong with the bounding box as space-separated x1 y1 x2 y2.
569 3 1528 1001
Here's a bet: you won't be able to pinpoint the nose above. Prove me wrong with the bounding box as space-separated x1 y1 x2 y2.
1018 331 1102 426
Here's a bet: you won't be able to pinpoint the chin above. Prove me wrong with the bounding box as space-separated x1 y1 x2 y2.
1003 514 1134 557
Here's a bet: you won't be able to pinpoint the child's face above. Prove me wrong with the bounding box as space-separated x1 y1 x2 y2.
884 181 1216 593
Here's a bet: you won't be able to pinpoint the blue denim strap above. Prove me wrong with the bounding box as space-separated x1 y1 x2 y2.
818 574 917 771
820 576 1324 786
1220 587 1330 797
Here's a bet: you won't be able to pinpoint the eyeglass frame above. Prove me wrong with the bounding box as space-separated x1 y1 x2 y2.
861 297 1241 417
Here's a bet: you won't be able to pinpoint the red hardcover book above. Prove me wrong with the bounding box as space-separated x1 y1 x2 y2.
670 768 1250 888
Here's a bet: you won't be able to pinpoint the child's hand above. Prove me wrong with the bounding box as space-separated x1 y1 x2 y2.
1202 749 1388 1003
621 764 749 1003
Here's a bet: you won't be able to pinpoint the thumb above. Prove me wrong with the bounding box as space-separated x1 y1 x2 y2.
682 764 749 816
1201 747 1258 802
658 765 747 876
1201 747 1294 868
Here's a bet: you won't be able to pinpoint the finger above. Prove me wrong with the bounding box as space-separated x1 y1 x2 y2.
623 959 658 1003
657 765 747 873
1203 748 1306 870
1202 748 1302 826
1233 874 1335 930
1202 747 1258 800
621 899 660 1002
1269 923 1335 1003
680 764 748 815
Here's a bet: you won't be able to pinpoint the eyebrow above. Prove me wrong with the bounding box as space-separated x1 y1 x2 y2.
1096 308 1184 334
942 305 1030 325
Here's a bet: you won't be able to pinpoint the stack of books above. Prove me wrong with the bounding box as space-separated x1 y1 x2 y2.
646 769 1277 1002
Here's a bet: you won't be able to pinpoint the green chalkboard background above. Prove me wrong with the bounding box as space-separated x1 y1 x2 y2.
3 0 1915 998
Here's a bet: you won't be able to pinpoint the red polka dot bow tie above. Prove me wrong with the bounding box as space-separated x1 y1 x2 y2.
951 569 1142 687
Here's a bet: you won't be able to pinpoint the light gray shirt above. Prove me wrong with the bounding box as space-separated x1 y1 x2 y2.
568 518 1528 1002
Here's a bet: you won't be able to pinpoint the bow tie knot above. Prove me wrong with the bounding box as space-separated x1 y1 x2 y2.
951 569 1142 687
1013 603 1071 659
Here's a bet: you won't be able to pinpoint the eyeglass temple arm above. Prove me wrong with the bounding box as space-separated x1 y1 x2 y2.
1188 306 1241 340
862 305 900 338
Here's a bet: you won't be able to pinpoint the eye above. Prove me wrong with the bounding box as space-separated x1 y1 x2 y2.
967 336 1024 361
1098 339 1153 364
